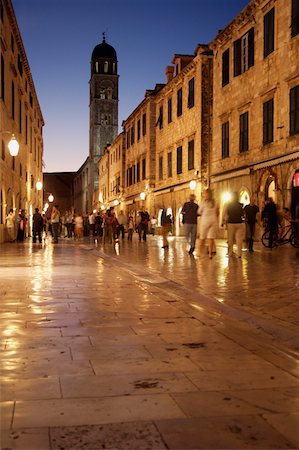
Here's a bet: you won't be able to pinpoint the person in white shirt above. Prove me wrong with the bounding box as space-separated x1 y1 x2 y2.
198 189 219 259
6 209 15 242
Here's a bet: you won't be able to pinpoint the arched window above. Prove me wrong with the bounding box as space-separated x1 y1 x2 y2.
266 176 276 202
95 62 99 73
112 63 116 74
0 189 3 224
104 61 109 73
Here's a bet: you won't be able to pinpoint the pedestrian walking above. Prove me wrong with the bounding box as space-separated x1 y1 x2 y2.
16 209 27 242
138 208 150 241
88 212 95 237
127 215 134 241
261 197 278 248
74 213 83 240
181 194 199 255
222 192 245 258
65 210 73 238
198 189 219 259
94 212 103 240
32 208 43 243
244 197 260 252
117 210 127 240
5 208 15 242
51 205 60 244
161 209 172 249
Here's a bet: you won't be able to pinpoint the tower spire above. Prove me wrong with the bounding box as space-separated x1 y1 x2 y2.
102 32 106 43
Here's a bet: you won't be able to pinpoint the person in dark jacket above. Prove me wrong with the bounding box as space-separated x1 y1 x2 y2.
32 208 43 243
223 192 245 258
261 197 278 248
181 194 199 255
244 197 260 252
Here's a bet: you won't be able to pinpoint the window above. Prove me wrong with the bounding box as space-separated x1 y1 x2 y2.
137 119 140 140
29 92 33 107
1 139 5 160
263 98 274 144
188 77 194 108
142 113 146 136
176 146 182 174
264 8 275 58
188 140 194 170
104 61 108 73
137 161 140 182
0 190 3 225
168 98 172 123
291 0 299 37
19 100 22 133
126 130 130 149
17 54 23 76
20 163 22 177
0 54 4 100
12 156 15 171
222 122 229 158
142 158 146 179
11 81 15 119
131 125 135 144
167 152 172 178
239 112 249 152
234 28 254 76
222 48 230 87
25 114 28 144
177 87 182 117
290 85 299 135
0 0 3 22
159 156 163 180
157 105 163 129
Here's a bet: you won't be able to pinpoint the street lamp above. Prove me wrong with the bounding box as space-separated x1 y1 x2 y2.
36 181 43 191
1 132 20 156
48 194 54 203
140 192 146 201
189 180 196 190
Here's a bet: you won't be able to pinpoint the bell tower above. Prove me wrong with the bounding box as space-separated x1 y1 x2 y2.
89 33 118 197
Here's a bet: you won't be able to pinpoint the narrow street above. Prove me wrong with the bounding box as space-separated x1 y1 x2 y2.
1 235 299 449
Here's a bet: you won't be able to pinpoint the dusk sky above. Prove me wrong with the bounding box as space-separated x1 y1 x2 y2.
13 0 249 173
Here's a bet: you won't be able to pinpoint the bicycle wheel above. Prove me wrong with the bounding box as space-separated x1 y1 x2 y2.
261 230 271 248
290 234 299 248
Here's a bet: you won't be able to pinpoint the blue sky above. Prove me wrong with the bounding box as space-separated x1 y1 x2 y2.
12 0 249 172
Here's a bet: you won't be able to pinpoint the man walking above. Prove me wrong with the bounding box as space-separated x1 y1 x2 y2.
223 192 245 258
244 197 260 252
51 205 60 244
32 208 43 243
181 194 199 255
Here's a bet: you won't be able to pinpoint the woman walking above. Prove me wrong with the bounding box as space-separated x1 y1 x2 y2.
198 189 219 258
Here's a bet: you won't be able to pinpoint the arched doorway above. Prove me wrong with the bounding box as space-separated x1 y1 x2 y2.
265 176 276 202
239 189 250 206
291 169 299 219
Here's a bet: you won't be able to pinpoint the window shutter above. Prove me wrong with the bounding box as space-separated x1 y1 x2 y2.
222 48 230 86
233 39 241 76
290 85 299 135
248 28 255 68
291 0 299 37
264 8 275 58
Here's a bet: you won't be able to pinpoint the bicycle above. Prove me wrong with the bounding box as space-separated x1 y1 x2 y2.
261 221 299 248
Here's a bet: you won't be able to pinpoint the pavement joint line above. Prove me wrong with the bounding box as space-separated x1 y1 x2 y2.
84 243 299 361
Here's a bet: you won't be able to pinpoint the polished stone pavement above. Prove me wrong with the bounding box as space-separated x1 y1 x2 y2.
0 234 298 449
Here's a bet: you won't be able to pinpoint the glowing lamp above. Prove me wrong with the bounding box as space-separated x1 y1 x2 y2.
223 192 231 203
36 181 43 191
140 192 146 201
189 180 196 190
48 194 54 203
114 199 119 206
8 134 19 156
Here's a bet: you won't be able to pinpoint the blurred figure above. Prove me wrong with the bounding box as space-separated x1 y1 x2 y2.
88 211 95 237
51 205 60 244
223 192 245 258
161 209 172 249
181 194 199 255
127 215 134 241
244 197 260 252
198 189 219 259
261 197 278 248
94 212 103 240
117 210 127 240
138 208 150 241
65 210 73 238
5 208 15 242
16 209 26 242
32 208 43 243
74 213 83 240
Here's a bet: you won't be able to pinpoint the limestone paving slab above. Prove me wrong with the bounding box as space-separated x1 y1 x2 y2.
1 376 61 401
49 421 167 450
90 356 200 376
1 428 51 450
1 401 14 429
263 412 299 448
60 371 197 398
70 343 152 361
12 394 186 428
155 416 296 449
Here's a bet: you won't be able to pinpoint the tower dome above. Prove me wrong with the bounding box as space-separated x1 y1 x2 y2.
91 33 117 61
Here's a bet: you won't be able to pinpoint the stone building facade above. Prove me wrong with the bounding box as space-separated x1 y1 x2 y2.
210 0 299 224
98 132 125 211
73 157 90 214
153 47 213 235
0 0 44 243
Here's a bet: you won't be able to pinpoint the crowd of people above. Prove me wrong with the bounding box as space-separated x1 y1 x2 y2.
4 192 298 257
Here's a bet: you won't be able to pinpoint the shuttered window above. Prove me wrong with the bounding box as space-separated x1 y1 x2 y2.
234 28 254 76
263 98 274 144
222 48 230 87
290 85 299 136
239 112 249 152
264 8 275 58
222 122 229 159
